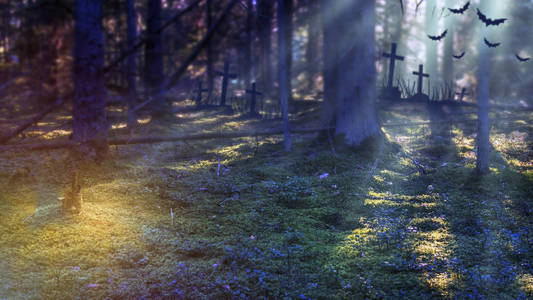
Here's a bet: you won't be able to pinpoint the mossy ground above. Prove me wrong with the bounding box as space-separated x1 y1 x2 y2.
0 102 531 299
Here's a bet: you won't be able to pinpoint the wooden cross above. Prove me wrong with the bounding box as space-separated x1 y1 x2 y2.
412 64 429 94
382 43 404 88
455 87 469 102
215 61 237 106
193 80 209 107
246 82 262 115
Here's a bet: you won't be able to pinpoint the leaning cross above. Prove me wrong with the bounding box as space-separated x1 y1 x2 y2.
246 82 262 116
412 64 429 94
193 80 209 107
382 43 404 88
215 61 237 106
455 87 469 102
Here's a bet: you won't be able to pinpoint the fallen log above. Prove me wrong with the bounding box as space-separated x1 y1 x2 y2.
0 127 327 152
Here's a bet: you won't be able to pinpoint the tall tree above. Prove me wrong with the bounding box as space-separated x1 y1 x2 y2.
277 0 291 151
258 0 273 92
244 0 253 86
126 0 138 128
323 0 380 146
321 0 338 129
442 0 454 86
476 3 492 175
425 0 438 91
305 0 320 89
145 0 164 113
205 0 214 100
281 0 293 100
70 0 107 212
73 0 107 151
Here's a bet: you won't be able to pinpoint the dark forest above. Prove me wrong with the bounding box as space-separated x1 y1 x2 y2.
0 0 532 298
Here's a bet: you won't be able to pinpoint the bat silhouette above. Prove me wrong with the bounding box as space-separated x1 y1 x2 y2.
453 52 466 59
484 38 500 48
427 29 448 41
448 1 470 14
477 9 507 26
516 54 530 62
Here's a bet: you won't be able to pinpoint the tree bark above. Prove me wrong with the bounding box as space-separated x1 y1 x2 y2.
320 0 338 129
442 0 454 86
206 0 214 100
305 0 320 89
425 0 438 91
244 0 254 86
145 0 164 114
282 0 293 101
476 5 491 175
331 0 380 146
73 0 107 158
277 0 291 152
126 0 138 128
258 0 273 92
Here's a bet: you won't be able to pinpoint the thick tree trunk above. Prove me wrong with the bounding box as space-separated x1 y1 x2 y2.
73 0 107 154
71 0 107 213
258 0 272 92
126 0 138 128
145 0 164 114
331 0 380 146
277 0 291 152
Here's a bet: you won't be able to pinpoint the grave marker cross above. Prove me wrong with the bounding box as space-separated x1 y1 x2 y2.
412 64 429 94
215 61 237 106
382 43 404 88
193 80 209 107
246 82 262 115
455 87 469 102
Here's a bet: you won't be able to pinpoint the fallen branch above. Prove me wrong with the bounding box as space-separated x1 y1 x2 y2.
134 0 239 112
0 97 65 144
103 0 202 73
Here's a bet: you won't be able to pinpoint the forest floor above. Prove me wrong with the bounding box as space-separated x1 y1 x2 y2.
0 100 532 299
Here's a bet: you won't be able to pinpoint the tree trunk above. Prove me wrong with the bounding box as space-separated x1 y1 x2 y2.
425 0 438 92
73 0 107 155
145 0 164 114
126 0 138 128
331 0 380 146
476 6 491 175
244 0 253 86
442 0 454 86
321 0 338 129
71 0 107 213
305 0 320 90
206 0 214 101
277 0 291 152
258 0 272 92
282 0 293 101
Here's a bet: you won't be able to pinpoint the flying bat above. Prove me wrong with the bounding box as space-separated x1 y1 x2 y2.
427 29 448 41
453 52 466 59
448 1 470 14
477 9 507 26
484 38 500 48
516 54 530 62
